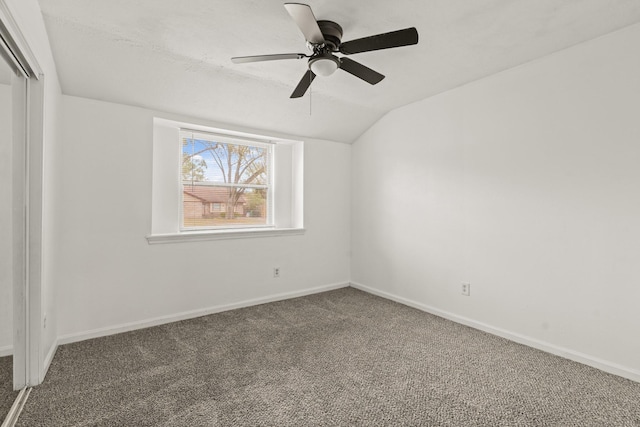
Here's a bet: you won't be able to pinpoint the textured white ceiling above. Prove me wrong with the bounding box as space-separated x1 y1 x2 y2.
38 0 640 142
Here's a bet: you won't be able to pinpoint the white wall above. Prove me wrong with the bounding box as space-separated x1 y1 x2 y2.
5 0 63 375
351 23 640 380
56 95 351 340
0 83 11 355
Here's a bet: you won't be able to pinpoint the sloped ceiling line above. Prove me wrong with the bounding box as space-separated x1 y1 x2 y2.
38 0 640 142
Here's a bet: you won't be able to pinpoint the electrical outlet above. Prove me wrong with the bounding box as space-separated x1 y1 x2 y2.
274 267 280 278
461 282 471 296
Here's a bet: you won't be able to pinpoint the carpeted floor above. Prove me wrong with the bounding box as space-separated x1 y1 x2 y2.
16 287 640 426
0 355 18 423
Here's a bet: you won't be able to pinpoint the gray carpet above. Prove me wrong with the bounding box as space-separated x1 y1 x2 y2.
17 287 640 426
0 355 18 423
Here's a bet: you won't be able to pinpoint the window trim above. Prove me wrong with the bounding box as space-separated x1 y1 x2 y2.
146 227 306 244
180 127 276 148
148 117 304 243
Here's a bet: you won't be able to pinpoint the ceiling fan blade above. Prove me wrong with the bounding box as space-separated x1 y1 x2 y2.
231 53 307 64
290 69 316 98
339 57 385 85
339 27 418 55
284 3 325 44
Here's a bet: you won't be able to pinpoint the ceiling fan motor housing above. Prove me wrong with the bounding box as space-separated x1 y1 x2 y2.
307 20 343 76
316 20 343 50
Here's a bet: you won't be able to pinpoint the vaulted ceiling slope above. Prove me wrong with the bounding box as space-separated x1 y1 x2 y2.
38 0 640 143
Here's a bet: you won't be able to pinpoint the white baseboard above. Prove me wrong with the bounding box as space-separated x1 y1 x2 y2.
1 343 57 384
350 281 640 383
58 282 350 346
41 340 58 383
0 345 12 357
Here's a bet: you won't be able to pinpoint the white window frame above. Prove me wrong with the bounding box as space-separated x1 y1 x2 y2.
148 118 305 244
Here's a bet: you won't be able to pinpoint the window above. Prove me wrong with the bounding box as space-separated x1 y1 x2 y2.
181 130 272 230
149 118 304 243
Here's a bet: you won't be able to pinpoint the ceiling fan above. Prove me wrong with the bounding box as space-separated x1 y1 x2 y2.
231 3 419 98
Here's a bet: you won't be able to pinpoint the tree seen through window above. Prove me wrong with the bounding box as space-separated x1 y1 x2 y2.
182 134 270 228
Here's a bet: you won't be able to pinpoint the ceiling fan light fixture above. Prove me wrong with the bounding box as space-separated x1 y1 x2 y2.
309 54 340 76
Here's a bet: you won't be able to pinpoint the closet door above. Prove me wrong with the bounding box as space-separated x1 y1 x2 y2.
0 39 17 423
1 0 46 398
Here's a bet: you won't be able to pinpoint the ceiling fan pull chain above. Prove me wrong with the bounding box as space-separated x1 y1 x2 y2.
309 71 312 116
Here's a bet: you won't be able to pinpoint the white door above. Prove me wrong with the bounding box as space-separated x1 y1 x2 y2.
1 2 45 393
0 32 15 393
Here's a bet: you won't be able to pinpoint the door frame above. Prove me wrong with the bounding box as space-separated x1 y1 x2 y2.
0 0 45 389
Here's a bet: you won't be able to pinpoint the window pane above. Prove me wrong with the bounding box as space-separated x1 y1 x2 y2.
181 132 271 229
182 184 268 228
182 136 269 185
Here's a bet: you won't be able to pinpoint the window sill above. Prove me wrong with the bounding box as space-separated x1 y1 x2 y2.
146 227 306 244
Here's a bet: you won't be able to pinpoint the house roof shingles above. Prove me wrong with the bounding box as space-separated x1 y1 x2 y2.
183 184 246 204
